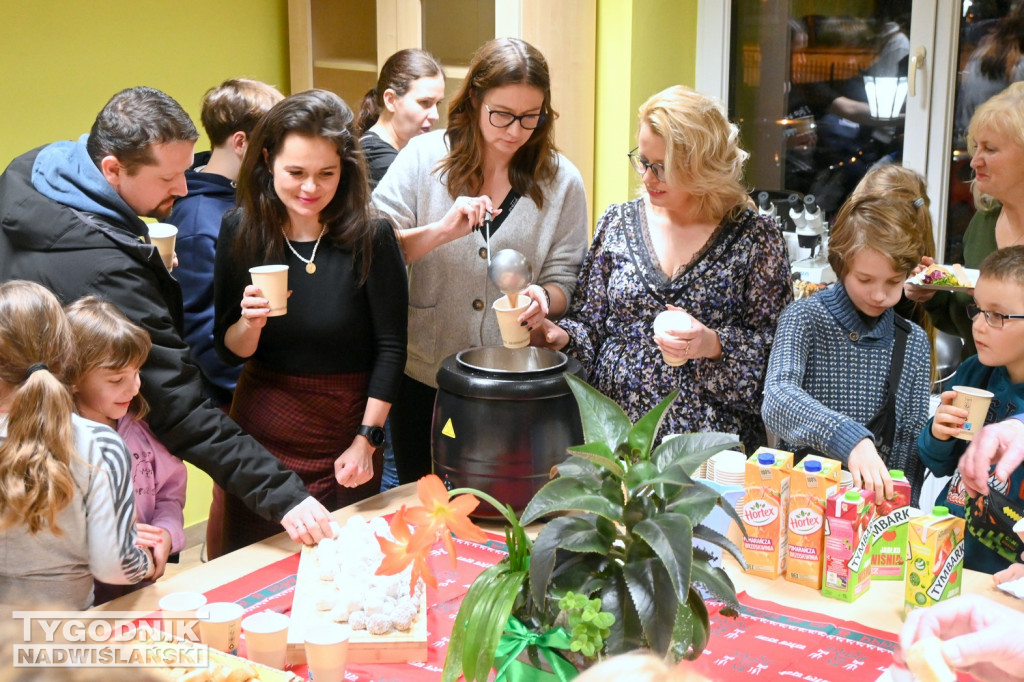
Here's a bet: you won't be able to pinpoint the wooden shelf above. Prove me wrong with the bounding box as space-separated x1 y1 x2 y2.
313 58 378 72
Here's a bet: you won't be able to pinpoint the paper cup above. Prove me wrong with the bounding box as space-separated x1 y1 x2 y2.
196 602 244 654
158 591 206 640
952 385 995 441
653 310 693 366
249 265 289 317
492 294 531 349
148 223 177 271
242 611 289 670
305 623 349 682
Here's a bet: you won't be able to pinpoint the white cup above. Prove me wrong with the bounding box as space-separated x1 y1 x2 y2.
951 385 995 441
148 223 178 271
653 310 693 366
158 591 206 640
304 623 349 682
492 294 531 349
249 265 289 317
241 611 290 670
196 602 245 654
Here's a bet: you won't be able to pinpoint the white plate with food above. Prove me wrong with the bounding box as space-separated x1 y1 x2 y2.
906 264 978 292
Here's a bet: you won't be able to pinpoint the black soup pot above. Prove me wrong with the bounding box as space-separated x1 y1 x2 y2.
433 346 584 518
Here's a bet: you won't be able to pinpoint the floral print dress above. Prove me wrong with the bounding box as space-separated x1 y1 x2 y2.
559 198 793 450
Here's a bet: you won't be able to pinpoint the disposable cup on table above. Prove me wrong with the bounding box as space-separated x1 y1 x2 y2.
492 294 531 349
158 591 206 640
305 623 349 682
196 601 244 654
148 223 177 271
241 611 290 670
951 385 995 441
653 310 692 366
249 265 289 317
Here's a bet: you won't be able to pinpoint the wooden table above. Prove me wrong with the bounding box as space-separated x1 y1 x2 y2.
95 484 1024 638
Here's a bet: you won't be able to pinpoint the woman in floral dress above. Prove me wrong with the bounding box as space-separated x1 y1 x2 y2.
537 86 792 449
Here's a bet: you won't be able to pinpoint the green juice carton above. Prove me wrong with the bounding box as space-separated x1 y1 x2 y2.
821 489 875 602
905 506 965 613
870 469 912 580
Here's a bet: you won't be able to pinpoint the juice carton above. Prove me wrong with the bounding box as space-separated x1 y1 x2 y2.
786 456 841 589
870 469 912 580
741 447 793 578
905 506 965 613
821 489 876 602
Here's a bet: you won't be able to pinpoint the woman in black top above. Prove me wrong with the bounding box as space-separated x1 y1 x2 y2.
210 89 408 556
357 49 445 188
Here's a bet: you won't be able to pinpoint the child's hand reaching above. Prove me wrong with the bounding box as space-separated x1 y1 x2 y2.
848 438 894 500
932 390 969 441
994 558 1024 586
136 523 172 580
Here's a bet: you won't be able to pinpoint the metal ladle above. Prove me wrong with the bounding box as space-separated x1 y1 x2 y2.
488 248 533 307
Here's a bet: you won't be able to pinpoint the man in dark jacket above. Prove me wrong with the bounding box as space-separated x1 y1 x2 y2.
168 79 283 408
0 86 332 545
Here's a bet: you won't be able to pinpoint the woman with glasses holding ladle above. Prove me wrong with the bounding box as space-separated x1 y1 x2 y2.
372 37 588 484
535 85 792 450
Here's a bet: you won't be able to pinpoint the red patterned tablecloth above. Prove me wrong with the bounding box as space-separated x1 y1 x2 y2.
182 533 912 681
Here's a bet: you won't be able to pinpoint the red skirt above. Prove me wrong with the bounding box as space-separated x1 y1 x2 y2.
206 362 382 558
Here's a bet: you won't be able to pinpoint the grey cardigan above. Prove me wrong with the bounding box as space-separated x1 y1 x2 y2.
372 130 589 386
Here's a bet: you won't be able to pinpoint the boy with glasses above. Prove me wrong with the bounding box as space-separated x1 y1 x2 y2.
918 245 1024 573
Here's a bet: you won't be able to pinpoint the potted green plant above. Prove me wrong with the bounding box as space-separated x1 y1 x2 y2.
437 373 746 680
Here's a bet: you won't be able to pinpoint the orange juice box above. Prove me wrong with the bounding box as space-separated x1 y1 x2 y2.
870 469 912 580
821 489 875 602
786 456 841 588
905 506 965 613
741 448 793 578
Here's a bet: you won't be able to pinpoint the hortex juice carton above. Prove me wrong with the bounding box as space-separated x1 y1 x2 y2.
821 489 876 602
870 469 912 580
741 447 793 578
905 506 965 613
786 456 841 589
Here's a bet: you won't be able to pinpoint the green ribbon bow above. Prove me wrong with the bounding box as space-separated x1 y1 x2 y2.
493 616 577 682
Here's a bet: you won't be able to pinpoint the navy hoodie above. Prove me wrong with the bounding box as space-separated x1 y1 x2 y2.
167 156 240 405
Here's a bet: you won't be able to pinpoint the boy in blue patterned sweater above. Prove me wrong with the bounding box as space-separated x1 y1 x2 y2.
763 165 933 506
918 245 1024 574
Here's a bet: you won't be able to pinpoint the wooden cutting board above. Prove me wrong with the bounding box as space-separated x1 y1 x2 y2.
285 544 428 665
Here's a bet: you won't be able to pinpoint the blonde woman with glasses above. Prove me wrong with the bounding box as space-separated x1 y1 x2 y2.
536 85 792 452
372 37 588 484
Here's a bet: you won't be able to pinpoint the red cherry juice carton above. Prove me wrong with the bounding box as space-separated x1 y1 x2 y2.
905 506 965 613
821 489 875 602
741 447 793 579
786 456 841 589
870 469 912 580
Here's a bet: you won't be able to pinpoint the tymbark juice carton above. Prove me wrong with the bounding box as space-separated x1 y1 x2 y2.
741 447 793 579
870 469 912 580
786 456 841 588
821 489 875 602
905 506 965 613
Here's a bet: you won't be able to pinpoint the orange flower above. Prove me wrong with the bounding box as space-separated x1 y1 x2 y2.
374 506 437 592
404 475 488 564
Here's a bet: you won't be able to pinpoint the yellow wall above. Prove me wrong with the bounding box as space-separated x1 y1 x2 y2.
593 0 699 221
0 0 293 530
0 0 291 166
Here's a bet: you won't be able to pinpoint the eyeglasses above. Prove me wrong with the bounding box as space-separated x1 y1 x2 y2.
628 148 667 182
484 105 546 130
967 303 1024 328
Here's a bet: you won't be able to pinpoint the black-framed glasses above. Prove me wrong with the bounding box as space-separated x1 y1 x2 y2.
484 105 546 130
628 147 667 182
967 303 1024 328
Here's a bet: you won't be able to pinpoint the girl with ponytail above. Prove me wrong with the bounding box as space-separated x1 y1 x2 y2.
0 280 152 608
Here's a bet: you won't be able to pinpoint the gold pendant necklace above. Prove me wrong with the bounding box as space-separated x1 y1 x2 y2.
283 225 327 275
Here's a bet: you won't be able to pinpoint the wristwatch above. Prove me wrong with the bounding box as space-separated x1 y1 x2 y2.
356 424 386 448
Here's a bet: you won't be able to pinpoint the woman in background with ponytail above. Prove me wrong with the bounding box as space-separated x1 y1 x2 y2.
0 280 152 609
357 48 446 189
